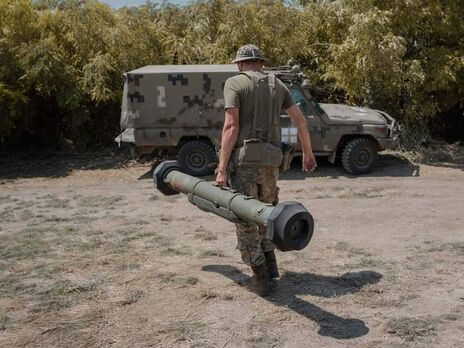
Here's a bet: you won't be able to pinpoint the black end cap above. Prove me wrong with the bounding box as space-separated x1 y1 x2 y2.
266 201 314 252
153 161 181 196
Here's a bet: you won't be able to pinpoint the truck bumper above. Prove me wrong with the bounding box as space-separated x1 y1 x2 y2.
378 135 399 149
114 128 135 144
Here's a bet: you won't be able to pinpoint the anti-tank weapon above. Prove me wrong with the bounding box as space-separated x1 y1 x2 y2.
153 161 314 251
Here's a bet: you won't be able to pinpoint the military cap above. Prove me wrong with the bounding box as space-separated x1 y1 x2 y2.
232 44 267 63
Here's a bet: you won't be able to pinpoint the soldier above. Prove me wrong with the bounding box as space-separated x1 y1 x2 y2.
216 44 317 295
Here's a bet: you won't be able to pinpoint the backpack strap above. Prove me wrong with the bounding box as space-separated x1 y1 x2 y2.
267 74 276 142
239 71 276 142
239 71 259 139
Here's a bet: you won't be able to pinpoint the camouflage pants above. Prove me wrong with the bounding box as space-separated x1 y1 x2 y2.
228 165 280 267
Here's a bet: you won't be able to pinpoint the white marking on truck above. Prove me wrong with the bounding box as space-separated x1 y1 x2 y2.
281 127 298 144
157 86 166 107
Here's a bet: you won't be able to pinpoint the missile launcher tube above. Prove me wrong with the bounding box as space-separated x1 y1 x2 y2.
165 170 274 225
154 161 313 251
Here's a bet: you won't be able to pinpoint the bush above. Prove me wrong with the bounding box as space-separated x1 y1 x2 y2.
0 0 463 149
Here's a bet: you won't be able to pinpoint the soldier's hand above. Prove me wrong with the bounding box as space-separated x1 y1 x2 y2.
302 153 317 173
215 169 228 187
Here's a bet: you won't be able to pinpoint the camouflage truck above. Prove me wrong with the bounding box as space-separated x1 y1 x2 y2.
116 64 399 175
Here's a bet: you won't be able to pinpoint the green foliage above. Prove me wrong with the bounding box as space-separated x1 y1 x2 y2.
0 0 463 149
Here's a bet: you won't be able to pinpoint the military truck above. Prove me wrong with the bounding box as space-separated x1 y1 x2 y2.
116 64 399 175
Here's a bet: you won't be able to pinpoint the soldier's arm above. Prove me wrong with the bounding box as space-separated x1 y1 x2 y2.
286 105 317 172
216 107 240 185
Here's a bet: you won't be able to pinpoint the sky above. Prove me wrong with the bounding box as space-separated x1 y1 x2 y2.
100 0 192 8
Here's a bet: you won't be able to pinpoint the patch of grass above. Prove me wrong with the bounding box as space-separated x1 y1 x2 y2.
122 234 144 242
313 187 400 199
185 277 199 285
117 263 141 271
121 230 156 242
151 235 172 248
162 247 190 256
157 272 199 286
38 193 58 200
41 277 98 297
398 293 418 303
194 231 217 241
120 289 144 305
42 198 71 209
405 257 431 271
158 272 178 283
439 313 460 322
19 209 35 220
245 331 281 347
0 236 52 260
198 289 218 300
354 257 383 268
427 245 446 252
200 249 225 258
0 313 8 331
77 195 124 208
160 215 172 223
15 200 36 208
334 242 373 257
386 317 437 341
162 319 204 343
222 293 235 301
0 194 13 202
0 206 15 223
376 293 419 308
427 241 464 254
448 241 464 251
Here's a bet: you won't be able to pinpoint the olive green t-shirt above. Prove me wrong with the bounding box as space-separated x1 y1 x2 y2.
223 71 295 147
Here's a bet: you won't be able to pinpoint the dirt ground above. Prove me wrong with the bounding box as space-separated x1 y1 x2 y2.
0 148 463 347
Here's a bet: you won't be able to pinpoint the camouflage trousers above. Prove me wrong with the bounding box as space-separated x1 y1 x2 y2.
228 165 280 267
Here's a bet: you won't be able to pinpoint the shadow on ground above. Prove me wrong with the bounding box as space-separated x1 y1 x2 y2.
5 147 463 180
403 143 464 172
139 153 421 182
0 151 137 179
280 154 421 180
203 264 382 339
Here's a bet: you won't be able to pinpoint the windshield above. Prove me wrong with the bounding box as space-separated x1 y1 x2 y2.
289 85 325 116
289 86 311 115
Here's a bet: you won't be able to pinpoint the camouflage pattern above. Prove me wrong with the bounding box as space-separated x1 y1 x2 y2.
119 65 238 154
228 162 279 267
232 44 267 63
117 64 399 162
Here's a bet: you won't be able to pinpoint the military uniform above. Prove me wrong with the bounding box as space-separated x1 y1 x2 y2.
223 69 294 269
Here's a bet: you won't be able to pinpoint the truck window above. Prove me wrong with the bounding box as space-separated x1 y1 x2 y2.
289 86 311 115
301 88 326 116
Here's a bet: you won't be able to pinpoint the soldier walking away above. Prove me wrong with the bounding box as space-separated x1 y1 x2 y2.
216 44 317 295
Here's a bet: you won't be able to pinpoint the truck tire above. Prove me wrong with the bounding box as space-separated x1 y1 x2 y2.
341 138 378 175
178 140 217 176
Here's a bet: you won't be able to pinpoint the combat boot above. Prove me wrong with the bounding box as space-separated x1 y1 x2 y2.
264 250 280 279
247 264 271 296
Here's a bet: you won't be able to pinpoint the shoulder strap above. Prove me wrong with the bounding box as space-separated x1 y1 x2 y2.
239 71 260 139
267 74 276 142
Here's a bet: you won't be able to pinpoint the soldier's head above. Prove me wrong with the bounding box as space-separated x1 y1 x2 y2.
232 44 266 71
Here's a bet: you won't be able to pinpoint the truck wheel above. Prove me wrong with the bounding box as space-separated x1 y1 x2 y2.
178 140 217 176
341 138 378 175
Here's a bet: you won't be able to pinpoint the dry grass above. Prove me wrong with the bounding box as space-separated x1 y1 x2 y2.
157 272 199 286
194 230 218 241
200 249 225 258
386 317 437 341
1 152 463 347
